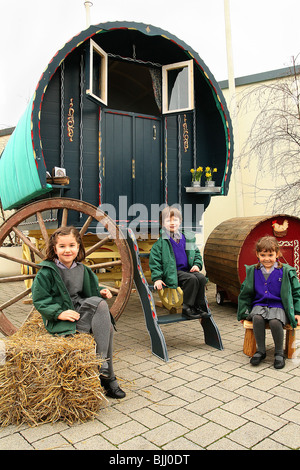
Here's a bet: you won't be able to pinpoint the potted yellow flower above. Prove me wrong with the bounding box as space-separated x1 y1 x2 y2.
205 167 217 187
190 166 203 187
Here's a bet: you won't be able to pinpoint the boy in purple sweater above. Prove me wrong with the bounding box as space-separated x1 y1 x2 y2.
149 206 209 319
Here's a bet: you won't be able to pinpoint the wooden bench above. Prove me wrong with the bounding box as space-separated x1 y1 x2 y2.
243 320 300 358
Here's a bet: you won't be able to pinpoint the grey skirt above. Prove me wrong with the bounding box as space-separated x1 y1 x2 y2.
247 305 288 325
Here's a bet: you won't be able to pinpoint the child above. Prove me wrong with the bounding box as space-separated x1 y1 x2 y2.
31 226 125 399
237 236 300 369
149 206 209 319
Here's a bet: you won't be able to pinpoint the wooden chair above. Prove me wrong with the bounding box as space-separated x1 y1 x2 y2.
243 320 300 358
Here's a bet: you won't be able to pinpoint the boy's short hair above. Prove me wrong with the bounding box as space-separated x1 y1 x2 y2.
255 235 282 268
160 206 182 226
256 236 280 254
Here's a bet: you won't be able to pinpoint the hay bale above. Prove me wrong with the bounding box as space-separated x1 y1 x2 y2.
0 312 106 426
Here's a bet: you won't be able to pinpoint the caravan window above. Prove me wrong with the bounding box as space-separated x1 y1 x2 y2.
162 60 194 114
86 39 108 106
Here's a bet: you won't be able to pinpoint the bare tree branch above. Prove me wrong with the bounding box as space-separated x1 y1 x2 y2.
236 55 300 215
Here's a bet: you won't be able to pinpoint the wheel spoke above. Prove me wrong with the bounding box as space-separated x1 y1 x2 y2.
0 311 18 336
0 287 32 311
12 226 45 260
79 215 94 237
85 235 112 257
0 250 40 269
36 211 49 246
61 208 68 227
0 275 36 283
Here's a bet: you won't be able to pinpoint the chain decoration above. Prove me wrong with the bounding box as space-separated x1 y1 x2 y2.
79 54 84 212
60 62 65 167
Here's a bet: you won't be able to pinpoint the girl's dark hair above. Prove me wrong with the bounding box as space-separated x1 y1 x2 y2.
255 236 282 268
46 226 86 262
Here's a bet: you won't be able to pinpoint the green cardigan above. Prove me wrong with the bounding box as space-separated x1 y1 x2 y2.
149 230 203 288
237 264 300 328
31 260 104 335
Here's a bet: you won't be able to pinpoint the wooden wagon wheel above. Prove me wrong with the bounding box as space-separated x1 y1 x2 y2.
0 198 133 336
157 286 183 311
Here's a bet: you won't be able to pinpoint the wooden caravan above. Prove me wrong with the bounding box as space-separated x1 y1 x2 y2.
0 21 233 226
0 22 234 354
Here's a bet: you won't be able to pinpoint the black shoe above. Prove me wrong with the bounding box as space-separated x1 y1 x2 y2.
100 376 126 399
274 353 285 369
195 307 211 319
250 351 266 366
182 305 201 319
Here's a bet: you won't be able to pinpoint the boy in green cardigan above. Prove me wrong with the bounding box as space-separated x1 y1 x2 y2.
149 206 209 319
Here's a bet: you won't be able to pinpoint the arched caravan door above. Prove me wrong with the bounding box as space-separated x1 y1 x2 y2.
100 56 163 228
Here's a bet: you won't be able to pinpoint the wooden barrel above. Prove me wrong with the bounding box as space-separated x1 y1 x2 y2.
204 214 300 302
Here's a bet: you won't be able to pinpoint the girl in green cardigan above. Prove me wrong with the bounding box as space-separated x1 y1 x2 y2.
237 236 300 369
32 226 125 399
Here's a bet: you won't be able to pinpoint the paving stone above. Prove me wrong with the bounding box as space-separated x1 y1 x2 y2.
129 408 169 428
162 437 204 450
118 436 160 450
228 422 272 448
271 423 300 449
242 408 288 431
0 433 33 450
207 437 247 450
166 408 207 430
32 434 73 450
252 438 291 450
142 421 189 446
186 422 230 448
60 420 108 443
74 434 117 450
258 396 295 416
101 420 148 445
222 396 260 415
203 408 247 430
20 422 69 443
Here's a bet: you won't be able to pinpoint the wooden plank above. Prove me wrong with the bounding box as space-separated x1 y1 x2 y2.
89 260 122 270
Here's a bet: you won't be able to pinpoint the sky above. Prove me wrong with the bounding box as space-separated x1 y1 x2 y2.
0 0 299 129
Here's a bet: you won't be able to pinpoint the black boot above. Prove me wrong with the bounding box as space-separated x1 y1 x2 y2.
182 304 201 319
274 353 285 369
100 376 126 399
195 307 211 319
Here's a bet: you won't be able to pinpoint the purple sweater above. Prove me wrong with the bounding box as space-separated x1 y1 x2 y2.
252 267 284 309
169 234 188 272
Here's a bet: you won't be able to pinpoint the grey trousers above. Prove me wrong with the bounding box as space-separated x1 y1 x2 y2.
76 297 114 378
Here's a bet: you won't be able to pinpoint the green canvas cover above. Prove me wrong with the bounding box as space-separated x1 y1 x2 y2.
0 98 52 210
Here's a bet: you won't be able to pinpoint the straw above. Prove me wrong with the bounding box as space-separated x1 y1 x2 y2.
0 312 106 426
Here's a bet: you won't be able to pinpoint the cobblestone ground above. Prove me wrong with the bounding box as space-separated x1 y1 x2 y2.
0 282 300 450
